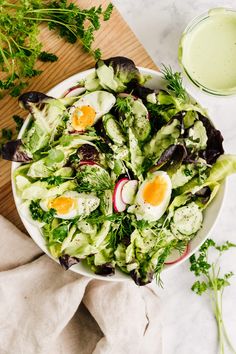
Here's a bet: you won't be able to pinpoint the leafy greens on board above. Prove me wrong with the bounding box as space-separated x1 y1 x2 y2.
0 0 113 97
3 56 236 285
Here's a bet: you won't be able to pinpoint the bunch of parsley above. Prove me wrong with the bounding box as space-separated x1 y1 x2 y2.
190 239 236 354
0 0 113 97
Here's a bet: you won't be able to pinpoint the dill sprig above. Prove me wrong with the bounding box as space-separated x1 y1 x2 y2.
161 64 188 100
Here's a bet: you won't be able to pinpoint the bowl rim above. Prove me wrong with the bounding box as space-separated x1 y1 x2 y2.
11 66 226 282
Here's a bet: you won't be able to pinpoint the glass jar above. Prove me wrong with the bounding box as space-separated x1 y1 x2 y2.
179 8 236 96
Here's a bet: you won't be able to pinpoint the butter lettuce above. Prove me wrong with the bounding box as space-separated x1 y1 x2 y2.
144 118 180 164
21 180 76 200
207 155 236 182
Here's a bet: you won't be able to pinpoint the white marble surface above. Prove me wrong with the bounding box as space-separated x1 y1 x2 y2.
113 1 236 353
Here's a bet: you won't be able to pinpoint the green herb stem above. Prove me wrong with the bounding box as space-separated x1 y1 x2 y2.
23 17 77 35
190 239 236 354
0 0 113 96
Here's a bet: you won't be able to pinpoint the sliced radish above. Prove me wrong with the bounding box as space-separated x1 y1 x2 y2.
63 85 86 97
79 160 98 166
164 244 190 265
121 180 138 204
113 178 129 212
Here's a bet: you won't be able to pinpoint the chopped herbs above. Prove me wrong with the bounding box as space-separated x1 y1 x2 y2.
41 176 65 186
29 200 55 223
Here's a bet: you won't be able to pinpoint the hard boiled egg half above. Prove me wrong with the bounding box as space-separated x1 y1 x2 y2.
130 171 172 221
40 191 100 219
68 90 116 132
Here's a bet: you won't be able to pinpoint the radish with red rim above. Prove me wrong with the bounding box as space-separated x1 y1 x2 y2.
79 160 98 166
164 244 190 265
63 85 86 97
113 178 129 212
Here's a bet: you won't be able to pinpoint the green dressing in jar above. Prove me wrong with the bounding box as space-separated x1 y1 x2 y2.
179 8 236 95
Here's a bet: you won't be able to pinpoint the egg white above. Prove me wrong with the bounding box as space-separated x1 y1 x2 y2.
67 90 116 131
133 171 172 222
40 191 100 220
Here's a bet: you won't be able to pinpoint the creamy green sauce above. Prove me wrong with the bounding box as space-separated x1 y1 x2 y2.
180 9 236 92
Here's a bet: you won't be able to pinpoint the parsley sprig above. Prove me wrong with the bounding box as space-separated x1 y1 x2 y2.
190 239 236 354
29 200 55 224
0 0 113 97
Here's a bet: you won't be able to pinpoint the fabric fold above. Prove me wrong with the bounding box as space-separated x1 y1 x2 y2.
0 216 162 354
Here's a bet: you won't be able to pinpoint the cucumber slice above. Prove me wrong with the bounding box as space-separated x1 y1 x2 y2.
131 99 151 141
171 202 203 236
103 114 126 145
121 180 138 204
170 223 190 240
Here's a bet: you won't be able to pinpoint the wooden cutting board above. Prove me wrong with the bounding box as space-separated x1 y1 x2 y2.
0 0 157 232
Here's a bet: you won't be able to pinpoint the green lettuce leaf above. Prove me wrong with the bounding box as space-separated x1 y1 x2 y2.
186 121 208 150
22 98 68 154
144 118 180 164
21 180 76 200
207 154 236 182
158 91 208 117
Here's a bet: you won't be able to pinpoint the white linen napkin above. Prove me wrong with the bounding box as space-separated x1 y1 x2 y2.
0 215 162 354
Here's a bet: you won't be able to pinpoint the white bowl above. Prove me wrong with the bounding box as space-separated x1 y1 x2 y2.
12 67 226 282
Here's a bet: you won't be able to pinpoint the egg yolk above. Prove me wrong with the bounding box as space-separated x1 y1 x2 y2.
72 105 96 131
142 175 168 206
49 196 75 215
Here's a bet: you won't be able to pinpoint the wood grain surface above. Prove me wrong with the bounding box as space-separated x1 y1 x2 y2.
0 0 157 232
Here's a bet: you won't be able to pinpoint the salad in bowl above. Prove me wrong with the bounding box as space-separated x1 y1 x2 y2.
3 57 236 285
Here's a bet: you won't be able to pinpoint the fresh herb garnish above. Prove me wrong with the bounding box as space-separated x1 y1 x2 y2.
76 165 112 192
161 65 187 100
115 96 133 115
190 239 236 354
29 200 55 223
0 0 113 97
109 213 134 248
41 175 66 186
